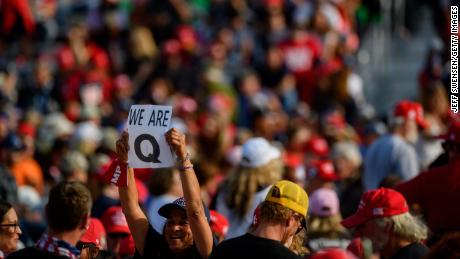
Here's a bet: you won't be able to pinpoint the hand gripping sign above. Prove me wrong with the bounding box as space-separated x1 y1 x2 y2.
127 105 174 168
104 105 174 187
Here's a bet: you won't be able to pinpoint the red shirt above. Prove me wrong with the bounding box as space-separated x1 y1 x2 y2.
278 35 322 76
278 34 322 105
395 160 460 233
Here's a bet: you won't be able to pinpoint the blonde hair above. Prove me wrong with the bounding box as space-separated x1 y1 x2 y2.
130 26 158 60
308 214 349 239
225 159 283 217
331 141 362 168
375 213 428 242
258 200 294 223
290 229 309 256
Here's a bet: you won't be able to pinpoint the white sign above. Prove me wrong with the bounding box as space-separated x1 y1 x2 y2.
127 105 174 168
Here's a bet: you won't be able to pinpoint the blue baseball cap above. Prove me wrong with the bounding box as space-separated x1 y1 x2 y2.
158 197 211 223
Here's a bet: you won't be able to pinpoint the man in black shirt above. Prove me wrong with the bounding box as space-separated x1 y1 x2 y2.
210 180 309 259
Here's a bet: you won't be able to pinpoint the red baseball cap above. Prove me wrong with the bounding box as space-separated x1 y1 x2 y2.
80 218 106 249
101 206 131 235
307 160 339 182
305 136 330 157
210 210 229 237
341 188 408 228
18 122 36 138
394 100 428 128
310 248 356 259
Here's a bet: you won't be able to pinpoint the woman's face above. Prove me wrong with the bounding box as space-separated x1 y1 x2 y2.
334 156 354 180
0 208 21 253
163 209 193 253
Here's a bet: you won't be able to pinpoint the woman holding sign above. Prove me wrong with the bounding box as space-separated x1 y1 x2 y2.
115 128 214 259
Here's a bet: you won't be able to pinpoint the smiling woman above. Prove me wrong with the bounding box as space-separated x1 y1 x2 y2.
0 199 22 258
116 128 215 259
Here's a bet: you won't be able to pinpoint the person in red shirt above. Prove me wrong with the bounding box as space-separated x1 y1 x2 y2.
395 120 460 244
278 28 322 105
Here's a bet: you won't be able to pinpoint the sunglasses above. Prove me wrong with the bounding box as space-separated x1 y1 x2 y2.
292 214 306 234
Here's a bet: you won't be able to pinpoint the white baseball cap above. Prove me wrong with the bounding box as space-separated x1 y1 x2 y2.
240 137 281 168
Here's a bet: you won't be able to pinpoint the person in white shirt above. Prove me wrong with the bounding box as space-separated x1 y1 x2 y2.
215 137 283 239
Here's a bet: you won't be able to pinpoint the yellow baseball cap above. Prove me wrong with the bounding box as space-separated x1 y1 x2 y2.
265 180 309 219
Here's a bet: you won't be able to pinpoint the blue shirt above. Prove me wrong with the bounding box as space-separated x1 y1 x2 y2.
363 134 419 190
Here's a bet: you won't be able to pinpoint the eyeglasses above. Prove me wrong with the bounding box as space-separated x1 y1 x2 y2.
0 222 20 232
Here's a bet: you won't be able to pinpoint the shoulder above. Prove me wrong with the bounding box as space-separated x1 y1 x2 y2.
391 136 414 152
214 235 247 249
365 135 392 156
212 234 301 259
210 235 250 258
392 242 428 259
145 223 163 241
140 224 170 257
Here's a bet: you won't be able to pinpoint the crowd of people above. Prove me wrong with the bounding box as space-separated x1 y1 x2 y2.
0 0 458 258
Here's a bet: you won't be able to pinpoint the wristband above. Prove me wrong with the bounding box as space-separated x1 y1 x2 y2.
101 158 129 187
178 152 191 162
179 164 194 171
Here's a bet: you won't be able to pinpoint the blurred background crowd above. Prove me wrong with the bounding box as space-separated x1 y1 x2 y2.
0 0 456 258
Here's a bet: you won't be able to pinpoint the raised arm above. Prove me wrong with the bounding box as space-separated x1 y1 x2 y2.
165 128 214 258
116 132 149 255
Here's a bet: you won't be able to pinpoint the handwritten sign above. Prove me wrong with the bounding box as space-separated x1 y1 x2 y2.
127 105 174 168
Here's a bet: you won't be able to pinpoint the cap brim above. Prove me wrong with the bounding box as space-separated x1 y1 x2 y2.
107 225 130 235
158 203 186 219
341 212 369 228
325 174 340 181
319 173 340 182
417 119 429 129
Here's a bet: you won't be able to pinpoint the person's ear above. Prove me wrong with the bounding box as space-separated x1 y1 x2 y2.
285 218 291 228
285 216 296 232
80 213 91 231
